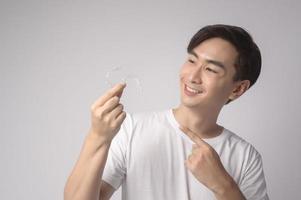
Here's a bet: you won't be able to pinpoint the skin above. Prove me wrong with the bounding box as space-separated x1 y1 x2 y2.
64 83 126 200
173 37 250 199
65 37 251 200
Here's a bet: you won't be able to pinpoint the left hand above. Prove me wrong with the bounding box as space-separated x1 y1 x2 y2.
180 126 233 194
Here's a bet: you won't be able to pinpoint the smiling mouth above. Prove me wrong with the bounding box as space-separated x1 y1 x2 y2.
184 84 202 96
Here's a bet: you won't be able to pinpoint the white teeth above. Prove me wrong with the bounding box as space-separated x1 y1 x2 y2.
186 85 200 94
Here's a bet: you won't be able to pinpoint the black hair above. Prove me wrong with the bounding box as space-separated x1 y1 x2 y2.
187 24 261 104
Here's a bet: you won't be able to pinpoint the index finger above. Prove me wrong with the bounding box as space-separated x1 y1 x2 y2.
179 125 208 146
92 83 126 109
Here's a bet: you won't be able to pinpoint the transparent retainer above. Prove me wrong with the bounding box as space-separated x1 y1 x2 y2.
105 67 142 93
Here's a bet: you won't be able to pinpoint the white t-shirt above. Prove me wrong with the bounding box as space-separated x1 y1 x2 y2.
102 109 269 200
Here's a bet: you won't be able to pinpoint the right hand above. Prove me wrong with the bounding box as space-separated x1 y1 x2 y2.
89 83 127 143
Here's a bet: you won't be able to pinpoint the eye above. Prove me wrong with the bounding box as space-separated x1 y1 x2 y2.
188 59 195 64
206 68 217 73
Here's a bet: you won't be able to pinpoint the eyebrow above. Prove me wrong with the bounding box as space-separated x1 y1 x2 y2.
189 50 226 70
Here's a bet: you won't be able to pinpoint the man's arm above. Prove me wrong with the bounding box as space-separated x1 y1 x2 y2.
64 132 112 200
99 180 115 200
180 126 246 200
64 83 126 200
212 175 246 200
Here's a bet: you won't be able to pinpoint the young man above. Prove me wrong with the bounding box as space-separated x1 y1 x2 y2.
64 24 269 200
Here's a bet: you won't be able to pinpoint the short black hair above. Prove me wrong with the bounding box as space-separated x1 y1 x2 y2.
187 24 262 104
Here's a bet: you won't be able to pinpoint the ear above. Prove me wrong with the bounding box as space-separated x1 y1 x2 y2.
228 80 250 101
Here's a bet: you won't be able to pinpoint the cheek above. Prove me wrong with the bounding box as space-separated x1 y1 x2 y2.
211 81 234 98
179 65 190 81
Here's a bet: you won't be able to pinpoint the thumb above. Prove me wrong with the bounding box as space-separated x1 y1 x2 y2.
116 83 127 98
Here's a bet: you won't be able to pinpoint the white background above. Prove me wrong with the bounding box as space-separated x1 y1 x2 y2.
1 0 300 199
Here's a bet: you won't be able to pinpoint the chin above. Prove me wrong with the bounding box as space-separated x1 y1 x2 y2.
180 94 203 109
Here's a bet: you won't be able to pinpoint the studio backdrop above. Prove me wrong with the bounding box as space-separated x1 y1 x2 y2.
1 0 300 199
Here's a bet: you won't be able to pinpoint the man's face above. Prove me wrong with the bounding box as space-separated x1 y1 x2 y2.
179 37 241 110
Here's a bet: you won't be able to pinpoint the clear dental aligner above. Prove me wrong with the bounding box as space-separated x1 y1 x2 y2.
105 66 142 93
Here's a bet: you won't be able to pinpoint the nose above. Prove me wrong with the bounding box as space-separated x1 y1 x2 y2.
188 66 202 84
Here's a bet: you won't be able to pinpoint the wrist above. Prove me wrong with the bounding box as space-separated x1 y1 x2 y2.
213 176 245 200
216 180 236 196
212 174 237 195
86 129 112 148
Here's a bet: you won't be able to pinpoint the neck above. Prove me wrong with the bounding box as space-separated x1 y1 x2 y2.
173 104 223 139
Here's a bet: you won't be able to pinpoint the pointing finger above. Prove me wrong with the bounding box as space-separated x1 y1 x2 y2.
179 125 208 147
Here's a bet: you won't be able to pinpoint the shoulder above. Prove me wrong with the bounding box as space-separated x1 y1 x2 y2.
129 109 170 126
223 128 263 170
225 128 261 156
116 109 166 133
115 109 169 140
223 131 269 198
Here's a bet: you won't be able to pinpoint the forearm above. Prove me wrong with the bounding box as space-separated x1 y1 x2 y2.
64 131 111 200
213 178 246 200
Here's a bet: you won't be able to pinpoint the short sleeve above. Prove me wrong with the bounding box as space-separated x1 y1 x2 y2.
102 113 133 190
240 147 269 200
